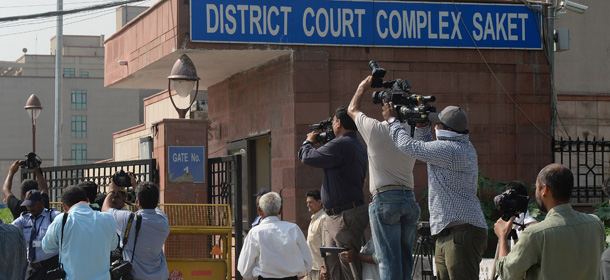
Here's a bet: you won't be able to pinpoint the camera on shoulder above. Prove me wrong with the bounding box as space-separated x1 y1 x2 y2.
369 60 436 135
308 117 335 144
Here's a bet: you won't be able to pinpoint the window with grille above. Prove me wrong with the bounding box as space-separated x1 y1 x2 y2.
71 115 87 138
63 68 75 77
71 144 87 165
71 90 87 110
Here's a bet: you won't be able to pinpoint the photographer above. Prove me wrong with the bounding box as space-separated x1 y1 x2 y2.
348 75 420 279
298 105 368 280
108 171 137 211
494 164 605 280
3 160 50 219
102 180 170 280
12 190 61 280
382 104 487 280
42 185 118 279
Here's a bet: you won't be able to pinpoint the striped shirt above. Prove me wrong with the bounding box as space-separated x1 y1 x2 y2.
388 122 487 235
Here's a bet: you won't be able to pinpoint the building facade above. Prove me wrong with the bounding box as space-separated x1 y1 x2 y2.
103 0 553 230
0 35 156 201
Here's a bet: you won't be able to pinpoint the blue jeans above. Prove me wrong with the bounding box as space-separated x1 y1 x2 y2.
369 190 420 280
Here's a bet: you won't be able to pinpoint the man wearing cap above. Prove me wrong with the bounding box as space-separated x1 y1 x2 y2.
12 190 61 280
382 103 487 280
3 160 50 219
299 105 368 280
348 76 420 279
252 187 270 228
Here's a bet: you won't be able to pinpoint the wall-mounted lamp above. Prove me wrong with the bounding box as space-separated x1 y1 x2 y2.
167 54 200 118
117 60 128 66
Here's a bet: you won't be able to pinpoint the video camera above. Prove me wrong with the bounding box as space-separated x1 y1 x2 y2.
369 60 436 135
308 117 335 144
493 189 529 221
20 152 41 169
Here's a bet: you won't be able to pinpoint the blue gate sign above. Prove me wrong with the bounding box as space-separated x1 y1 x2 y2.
168 146 205 183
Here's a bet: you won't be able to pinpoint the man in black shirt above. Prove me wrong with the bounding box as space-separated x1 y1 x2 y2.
2 160 49 219
298 105 369 280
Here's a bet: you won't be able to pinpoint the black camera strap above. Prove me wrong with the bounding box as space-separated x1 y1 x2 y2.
131 213 142 261
58 212 68 267
120 213 142 261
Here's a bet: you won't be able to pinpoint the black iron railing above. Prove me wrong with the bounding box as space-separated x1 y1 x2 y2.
553 137 610 204
20 159 157 203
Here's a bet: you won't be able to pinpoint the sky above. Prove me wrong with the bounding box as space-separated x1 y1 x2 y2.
0 0 155 62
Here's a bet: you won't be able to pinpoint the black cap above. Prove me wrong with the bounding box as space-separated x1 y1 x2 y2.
253 187 270 197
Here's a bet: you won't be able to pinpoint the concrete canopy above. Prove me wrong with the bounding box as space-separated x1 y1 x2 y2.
105 49 291 90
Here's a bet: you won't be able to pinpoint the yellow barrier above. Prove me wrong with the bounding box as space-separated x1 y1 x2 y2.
49 202 233 280
162 204 232 280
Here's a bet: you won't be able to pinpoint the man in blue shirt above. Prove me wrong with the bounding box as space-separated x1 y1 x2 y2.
12 190 61 280
103 180 171 280
299 105 369 280
42 185 118 280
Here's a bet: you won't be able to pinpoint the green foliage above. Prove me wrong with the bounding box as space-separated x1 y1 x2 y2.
592 201 610 248
0 207 13 224
477 173 509 241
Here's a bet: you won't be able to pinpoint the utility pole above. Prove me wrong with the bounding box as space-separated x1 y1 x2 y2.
54 0 62 166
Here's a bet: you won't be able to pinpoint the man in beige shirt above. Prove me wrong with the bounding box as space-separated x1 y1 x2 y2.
306 190 327 280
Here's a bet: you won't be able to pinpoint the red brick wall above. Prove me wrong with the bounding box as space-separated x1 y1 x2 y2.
207 46 551 230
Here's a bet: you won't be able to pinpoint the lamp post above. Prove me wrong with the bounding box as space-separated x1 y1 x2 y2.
168 54 200 118
25 94 43 153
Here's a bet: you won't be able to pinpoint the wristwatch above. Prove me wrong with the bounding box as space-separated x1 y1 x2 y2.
387 117 396 124
302 140 313 146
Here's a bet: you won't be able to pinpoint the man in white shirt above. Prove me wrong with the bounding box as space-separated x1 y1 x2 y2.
238 192 313 280
306 190 327 280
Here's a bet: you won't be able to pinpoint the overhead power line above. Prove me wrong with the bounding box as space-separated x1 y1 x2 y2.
0 0 146 22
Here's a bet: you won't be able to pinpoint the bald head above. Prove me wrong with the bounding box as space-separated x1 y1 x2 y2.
537 163 573 202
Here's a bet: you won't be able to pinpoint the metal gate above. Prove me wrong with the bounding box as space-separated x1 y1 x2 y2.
208 154 243 280
553 137 610 204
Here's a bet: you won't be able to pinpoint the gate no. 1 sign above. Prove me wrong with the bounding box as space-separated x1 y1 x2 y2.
168 146 205 183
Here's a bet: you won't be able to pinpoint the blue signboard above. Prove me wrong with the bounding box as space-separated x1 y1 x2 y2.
168 146 205 183
191 0 542 49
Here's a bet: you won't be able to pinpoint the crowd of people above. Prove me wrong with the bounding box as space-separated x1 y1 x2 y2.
2 74 609 280
0 163 170 280
237 75 608 280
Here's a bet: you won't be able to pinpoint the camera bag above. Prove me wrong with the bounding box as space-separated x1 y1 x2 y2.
110 213 142 280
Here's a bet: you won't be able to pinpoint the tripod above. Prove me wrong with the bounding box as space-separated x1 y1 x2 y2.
412 232 436 279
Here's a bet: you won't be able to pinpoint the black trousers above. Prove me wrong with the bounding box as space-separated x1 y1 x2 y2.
26 255 59 280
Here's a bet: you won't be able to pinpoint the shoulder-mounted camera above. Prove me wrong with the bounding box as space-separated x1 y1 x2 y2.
308 117 335 145
369 60 437 135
